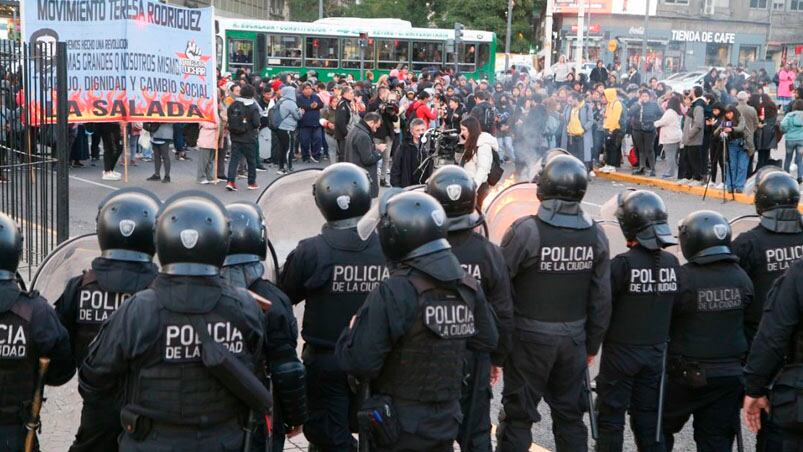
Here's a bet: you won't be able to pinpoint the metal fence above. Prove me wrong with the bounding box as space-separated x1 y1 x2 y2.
0 40 69 280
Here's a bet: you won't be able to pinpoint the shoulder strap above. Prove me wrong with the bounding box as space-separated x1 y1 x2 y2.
10 296 33 322
81 269 97 287
408 273 437 295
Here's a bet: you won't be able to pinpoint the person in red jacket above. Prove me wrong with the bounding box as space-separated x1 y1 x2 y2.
408 91 439 127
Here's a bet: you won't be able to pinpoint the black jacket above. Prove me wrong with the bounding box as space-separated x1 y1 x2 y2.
390 135 429 187
228 99 261 144
590 66 608 85
344 121 381 197
367 98 398 140
334 99 351 141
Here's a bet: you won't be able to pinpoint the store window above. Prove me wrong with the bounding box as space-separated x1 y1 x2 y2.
412 41 445 70
750 0 768 7
791 0 803 10
377 39 409 70
305 37 339 68
266 35 302 67
228 38 253 68
739 46 758 65
342 38 375 69
705 42 731 66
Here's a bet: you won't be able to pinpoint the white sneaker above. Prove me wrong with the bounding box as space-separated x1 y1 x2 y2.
715 182 725 190
199 179 211 185
112 171 121 177
102 171 121 181
588 171 596 177
688 180 702 187
676 178 688 185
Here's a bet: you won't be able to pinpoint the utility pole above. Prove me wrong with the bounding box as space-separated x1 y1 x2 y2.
642 0 650 78
319 0 323 19
454 23 464 76
359 32 367 81
575 0 585 74
505 0 513 70
543 0 555 70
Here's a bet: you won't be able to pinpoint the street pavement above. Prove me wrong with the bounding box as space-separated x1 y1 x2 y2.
39 149 757 451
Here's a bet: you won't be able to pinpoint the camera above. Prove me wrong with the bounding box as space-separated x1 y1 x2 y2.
421 128 461 169
380 100 399 116
497 111 511 125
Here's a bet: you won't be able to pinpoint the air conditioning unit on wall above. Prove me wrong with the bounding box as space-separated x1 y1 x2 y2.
703 0 716 15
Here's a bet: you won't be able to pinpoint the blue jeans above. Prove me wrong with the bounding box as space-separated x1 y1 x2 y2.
785 140 803 180
498 135 515 161
725 140 749 191
172 123 186 152
299 126 322 160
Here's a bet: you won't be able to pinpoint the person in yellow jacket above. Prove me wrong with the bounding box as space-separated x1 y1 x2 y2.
600 88 624 173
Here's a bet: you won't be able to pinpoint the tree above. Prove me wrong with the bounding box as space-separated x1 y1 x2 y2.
435 0 537 54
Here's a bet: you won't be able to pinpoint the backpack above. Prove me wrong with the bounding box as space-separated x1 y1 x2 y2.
481 105 496 133
487 148 504 186
143 122 161 133
267 99 287 132
228 102 250 136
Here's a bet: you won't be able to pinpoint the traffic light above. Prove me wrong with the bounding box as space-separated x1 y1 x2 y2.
454 23 464 43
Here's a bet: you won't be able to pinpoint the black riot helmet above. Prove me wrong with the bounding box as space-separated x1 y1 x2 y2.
96 187 161 262
615 190 677 250
532 148 570 184
313 163 372 226
425 165 481 231
378 192 451 262
0 212 22 278
155 191 231 276
755 171 800 214
536 154 588 202
224 202 267 267
678 210 732 262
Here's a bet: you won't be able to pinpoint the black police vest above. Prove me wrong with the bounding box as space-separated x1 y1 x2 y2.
605 248 679 345
375 274 477 403
302 236 388 349
127 293 253 426
0 294 36 424
449 231 493 292
669 262 749 362
745 227 803 327
73 271 135 361
512 217 597 322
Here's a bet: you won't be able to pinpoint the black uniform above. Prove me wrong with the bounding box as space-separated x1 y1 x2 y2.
596 245 680 452
55 257 158 452
447 229 514 452
744 260 803 450
78 275 265 451
662 257 753 451
498 202 612 452
280 225 387 451
335 249 499 451
221 261 301 452
0 280 75 451
733 223 803 342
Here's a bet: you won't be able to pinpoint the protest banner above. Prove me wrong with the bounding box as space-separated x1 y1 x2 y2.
22 0 217 123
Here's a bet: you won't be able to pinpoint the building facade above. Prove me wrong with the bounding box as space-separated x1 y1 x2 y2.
164 0 289 21
551 0 803 75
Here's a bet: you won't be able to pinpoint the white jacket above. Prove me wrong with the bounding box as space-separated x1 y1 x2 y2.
654 109 683 145
463 132 496 187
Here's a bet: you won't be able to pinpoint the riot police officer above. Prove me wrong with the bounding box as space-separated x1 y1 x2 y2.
221 201 307 451
55 187 161 452
733 170 803 343
596 190 680 452
425 165 514 452
79 191 270 451
497 154 611 452
0 212 74 451
743 259 803 450
662 210 753 451
279 163 387 451
335 191 498 451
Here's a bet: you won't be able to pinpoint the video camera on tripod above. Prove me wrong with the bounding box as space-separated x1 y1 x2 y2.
420 128 461 169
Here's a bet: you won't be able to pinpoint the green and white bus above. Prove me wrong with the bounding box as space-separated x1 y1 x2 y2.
215 17 496 82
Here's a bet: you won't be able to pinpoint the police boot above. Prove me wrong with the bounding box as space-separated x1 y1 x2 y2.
595 430 624 452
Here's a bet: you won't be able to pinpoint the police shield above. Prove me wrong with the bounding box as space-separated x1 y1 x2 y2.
257 169 326 269
484 182 540 245
30 234 100 303
730 214 760 237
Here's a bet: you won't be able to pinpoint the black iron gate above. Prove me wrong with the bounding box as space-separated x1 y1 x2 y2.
0 40 69 280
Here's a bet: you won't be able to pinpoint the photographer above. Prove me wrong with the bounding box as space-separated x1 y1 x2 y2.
442 96 464 131
391 118 430 187
368 86 399 187
715 105 748 192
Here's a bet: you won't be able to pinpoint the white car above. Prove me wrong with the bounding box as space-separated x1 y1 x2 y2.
663 71 708 93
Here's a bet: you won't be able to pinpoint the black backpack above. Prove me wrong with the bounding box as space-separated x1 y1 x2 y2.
228 102 250 136
487 148 504 186
267 99 287 132
143 122 161 133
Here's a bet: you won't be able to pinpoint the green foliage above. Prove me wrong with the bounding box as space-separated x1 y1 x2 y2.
288 0 546 54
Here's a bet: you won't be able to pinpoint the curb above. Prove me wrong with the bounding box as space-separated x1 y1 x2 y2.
595 171 759 204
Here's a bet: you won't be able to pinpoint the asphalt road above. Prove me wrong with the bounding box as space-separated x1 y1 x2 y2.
39 151 757 451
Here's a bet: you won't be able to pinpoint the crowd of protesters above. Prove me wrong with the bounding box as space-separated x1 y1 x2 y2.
62 57 803 196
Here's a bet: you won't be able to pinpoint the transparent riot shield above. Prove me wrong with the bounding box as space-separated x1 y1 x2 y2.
597 221 629 259
30 234 100 304
730 215 760 238
257 169 326 270
484 183 540 245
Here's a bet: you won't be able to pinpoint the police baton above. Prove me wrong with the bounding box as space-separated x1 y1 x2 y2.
583 367 598 441
358 380 371 452
655 344 668 444
24 357 50 452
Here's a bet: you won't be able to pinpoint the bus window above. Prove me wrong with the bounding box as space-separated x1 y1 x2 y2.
412 41 444 71
342 38 375 69
377 39 409 70
228 38 254 70
478 43 490 69
216 36 223 70
267 35 302 67
459 43 477 73
306 37 339 68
